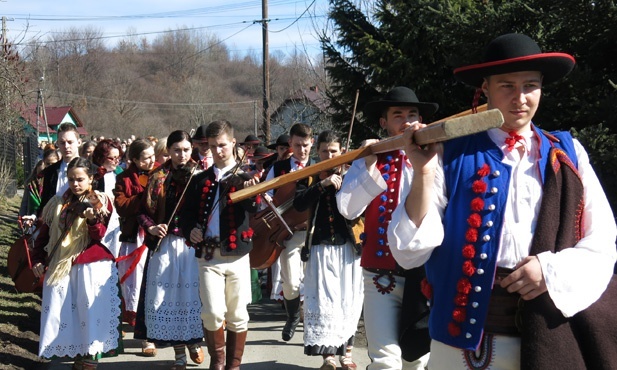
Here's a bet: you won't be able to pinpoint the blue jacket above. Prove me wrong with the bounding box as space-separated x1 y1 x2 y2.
425 126 576 350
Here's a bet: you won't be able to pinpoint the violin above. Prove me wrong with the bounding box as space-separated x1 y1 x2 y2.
318 164 348 180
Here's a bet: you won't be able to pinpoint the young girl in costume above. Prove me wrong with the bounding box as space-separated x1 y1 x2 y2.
138 130 204 370
113 139 157 356
31 157 121 370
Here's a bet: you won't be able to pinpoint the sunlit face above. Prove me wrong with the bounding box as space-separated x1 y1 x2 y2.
81 144 95 159
276 145 290 160
482 71 542 133
318 142 342 161
67 167 93 196
44 153 60 167
243 143 256 154
134 147 155 172
57 131 82 163
194 140 211 156
103 148 120 172
168 139 192 168
380 106 421 137
289 135 313 162
155 151 170 165
208 133 236 167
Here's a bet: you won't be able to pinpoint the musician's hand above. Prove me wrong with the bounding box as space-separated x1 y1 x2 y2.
22 215 36 228
148 224 168 238
82 207 96 221
321 174 342 190
189 227 204 244
360 139 380 169
263 193 273 203
32 262 45 278
244 178 259 188
402 123 438 174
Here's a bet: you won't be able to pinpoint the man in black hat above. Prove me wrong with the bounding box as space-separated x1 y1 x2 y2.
264 134 292 174
390 33 617 369
191 124 213 170
337 86 437 370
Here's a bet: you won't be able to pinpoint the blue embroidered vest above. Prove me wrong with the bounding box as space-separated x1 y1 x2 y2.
425 127 577 350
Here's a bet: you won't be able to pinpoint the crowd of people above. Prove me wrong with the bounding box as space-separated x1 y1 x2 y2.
17 33 617 370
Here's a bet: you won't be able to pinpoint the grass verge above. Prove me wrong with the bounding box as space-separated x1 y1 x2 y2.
0 195 46 370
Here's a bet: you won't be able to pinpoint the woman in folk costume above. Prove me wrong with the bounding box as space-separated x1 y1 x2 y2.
293 131 364 370
138 130 205 370
91 139 124 258
113 139 157 356
31 157 121 370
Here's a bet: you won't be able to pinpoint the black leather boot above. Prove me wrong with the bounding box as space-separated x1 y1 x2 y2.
282 297 301 341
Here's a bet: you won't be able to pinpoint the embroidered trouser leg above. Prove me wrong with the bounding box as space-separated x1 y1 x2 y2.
363 269 427 370
279 230 306 300
429 334 520 370
198 249 251 332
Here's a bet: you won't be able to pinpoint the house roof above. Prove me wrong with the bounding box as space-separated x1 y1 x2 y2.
270 86 331 118
20 105 88 136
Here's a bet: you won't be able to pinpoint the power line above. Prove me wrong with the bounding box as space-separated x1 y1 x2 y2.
270 0 316 33
6 0 304 21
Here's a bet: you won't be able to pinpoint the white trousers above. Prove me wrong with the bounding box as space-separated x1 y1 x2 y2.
198 248 251 332
429 335 521 370
363 269 428 370
279 230 306 300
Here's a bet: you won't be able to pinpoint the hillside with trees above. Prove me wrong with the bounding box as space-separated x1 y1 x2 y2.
21 26 327 141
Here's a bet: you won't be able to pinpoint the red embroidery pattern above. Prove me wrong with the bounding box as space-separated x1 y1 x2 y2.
449 164 490 337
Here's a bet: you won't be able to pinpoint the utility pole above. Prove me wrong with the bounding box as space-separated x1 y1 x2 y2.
253 100 258 137
261 0 271 143
37 76 51 142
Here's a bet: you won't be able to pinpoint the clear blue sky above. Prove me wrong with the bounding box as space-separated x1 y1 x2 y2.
2 0 330 58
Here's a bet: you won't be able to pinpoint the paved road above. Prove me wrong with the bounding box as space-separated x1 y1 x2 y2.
44 300 370 370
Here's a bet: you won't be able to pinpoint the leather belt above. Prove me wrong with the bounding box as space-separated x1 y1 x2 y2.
485 267 521 336
195 236 222 260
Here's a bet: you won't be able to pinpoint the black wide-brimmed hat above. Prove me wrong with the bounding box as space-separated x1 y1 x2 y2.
363 86 439 119
267 134 291 150
454 33 576 87
251 146 275 161
240 134 261 146
192 124 208 142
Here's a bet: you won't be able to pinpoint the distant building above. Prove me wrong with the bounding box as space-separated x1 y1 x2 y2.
19 105 88 145
269 86 332 139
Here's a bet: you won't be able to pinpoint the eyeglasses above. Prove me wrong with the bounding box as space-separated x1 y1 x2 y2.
106 156 120 162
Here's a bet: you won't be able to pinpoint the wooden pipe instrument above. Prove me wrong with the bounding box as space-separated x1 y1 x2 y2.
230 104 499 204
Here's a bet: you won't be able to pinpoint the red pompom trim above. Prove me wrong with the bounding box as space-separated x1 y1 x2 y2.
229 235 237 242
420 278 433 300
457 278 472 294
467 213 482 228
462 260 476 277
472 180 487 193
452 307 466 323
462 244 476 259
454 293 468 307
448 322 461 337
465 228 478 242
471 198 485 212
229 242 237 250
205 180 212 187
477 163 490 177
